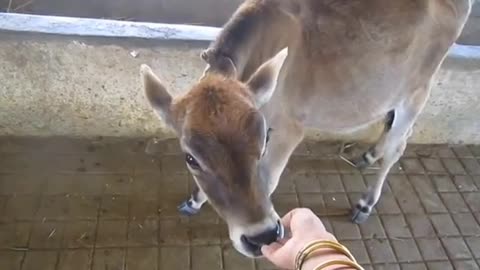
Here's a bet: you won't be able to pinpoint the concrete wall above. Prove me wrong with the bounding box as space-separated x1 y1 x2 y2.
0 33 206 139
1 30 479 144
0 0 243 26
1 0 479 44
458 14 480 45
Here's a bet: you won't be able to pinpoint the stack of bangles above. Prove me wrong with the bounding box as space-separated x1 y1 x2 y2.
294 240 364 270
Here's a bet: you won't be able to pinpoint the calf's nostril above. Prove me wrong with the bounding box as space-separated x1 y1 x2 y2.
276 220 285 239
243 221 285 247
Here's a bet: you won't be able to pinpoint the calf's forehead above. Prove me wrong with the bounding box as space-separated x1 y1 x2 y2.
181 102 267 158
183 126 262 170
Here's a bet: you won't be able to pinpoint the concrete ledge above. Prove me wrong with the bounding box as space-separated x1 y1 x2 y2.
0 0 478 43
0 13 221 41
0 14 480 144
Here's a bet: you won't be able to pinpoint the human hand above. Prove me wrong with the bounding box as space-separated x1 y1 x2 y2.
261 208 337 270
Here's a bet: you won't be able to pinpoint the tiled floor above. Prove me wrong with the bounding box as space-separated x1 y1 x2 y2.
0 137 480 270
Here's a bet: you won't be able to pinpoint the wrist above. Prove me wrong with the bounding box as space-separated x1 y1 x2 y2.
301 252 354 270
294 239 361 270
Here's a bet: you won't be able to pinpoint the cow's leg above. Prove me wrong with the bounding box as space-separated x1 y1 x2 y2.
178 185 207 216
344 111 396 169
352 86 430 223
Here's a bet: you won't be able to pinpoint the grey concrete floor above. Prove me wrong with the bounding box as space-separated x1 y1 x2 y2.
0 137 479 270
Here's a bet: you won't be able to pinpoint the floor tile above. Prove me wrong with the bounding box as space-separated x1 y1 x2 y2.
441 237 472 260
191 246 222 270
416 238 448 261
4 195 40 220
92 248 126 270
22 251 58 270
381 215 412 238
96 219 128 247
0 251 24 270
126 247 157 270
159 246 190 269
62 220 96 248
29 221 64 248
57 249 92 270
223 244 255 270
390 238 422 263
0 222 31 248
364 239 397 264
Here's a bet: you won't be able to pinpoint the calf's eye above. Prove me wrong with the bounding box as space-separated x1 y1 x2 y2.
185 154 200 169
266 128 273 143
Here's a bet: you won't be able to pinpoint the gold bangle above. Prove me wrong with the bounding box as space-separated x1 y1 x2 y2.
295 240 357 270
313 259 364 270
297 241 344 269
303 241 356 263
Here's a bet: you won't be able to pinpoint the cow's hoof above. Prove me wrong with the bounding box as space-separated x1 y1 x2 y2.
178 200 200 216
351 204 371 224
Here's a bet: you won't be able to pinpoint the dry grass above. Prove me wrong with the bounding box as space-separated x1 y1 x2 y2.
6 0 13 12
4 0 34 12
13 0 34 11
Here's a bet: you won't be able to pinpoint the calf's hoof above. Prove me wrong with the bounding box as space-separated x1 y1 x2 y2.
339 154 370 170
351 153 373 170
351 204 372 224
178 200 200 216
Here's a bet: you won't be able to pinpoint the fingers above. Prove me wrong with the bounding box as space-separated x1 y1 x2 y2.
263 240 296 266
261 242 283 258
280 208 314 229
279 208 298 228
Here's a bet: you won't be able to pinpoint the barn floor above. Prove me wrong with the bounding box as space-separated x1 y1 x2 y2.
0 137 479 270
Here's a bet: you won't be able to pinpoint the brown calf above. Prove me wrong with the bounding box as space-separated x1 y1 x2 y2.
141 0 473 257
